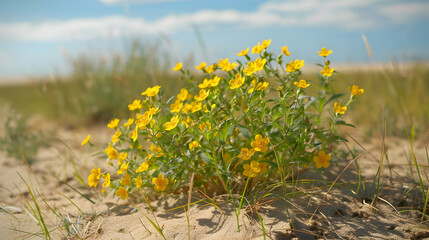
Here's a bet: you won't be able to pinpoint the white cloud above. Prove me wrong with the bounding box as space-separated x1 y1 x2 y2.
0 0 427 42
379 2 429 22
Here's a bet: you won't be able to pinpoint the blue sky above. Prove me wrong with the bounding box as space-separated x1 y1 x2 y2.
0 0 429 80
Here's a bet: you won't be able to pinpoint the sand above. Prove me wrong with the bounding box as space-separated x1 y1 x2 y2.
1 119 429 239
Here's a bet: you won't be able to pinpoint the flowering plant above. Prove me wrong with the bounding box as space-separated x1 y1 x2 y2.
84 40 363 201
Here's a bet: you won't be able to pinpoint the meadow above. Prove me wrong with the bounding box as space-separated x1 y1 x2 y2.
0 41 429 239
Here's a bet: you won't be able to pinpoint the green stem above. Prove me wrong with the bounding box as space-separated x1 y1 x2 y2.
236 176 251 232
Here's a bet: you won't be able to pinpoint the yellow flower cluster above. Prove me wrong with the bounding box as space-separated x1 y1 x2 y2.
251 39 271 54
83 40 364 201
141 85 161 97
237 134 270 177
198 76 220 89
128 99 142 111
243 58 266 76
229 73 245 89
88 167 101 187
107 118 120 129
285 59 304 72
218 58 238 72
248 79 269 93
243 161 268 178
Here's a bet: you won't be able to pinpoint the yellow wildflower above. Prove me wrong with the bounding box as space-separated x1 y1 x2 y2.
135 176 143 189
209 76 220 87
251 134 270 152
285 59 305 72
198 79 211 89
182 103 193 113
218 58 229 68
102 173 110 188
164 116 180 131
118 152 127 165
128 99 142 111
150 144 163 157
190 102 202 113
320 65 334 77
251 42 263 55
243 161 262 178
243 61 255 76
205 64 215 74
117 162 129 175
115 186 128 200
152 173 169 192
170 99 183 113
107 118 120 129
135 112 152 129
229 73 245 89
88 167 101 187
136 161 149 173
237 47 249 56
189 141 199 150
200 76 220 89
318 47 332 57
237 148 256 161
281 45 290 56
313 150 331 168
81 135 91 146
198 122 205 132
105 145 118 160
177 88 188 101
111 131 122 143
349 85 364 96
141 85 161 97
254 58 267 72
130 126 138 142
261 39 271 49
195 61 207 70
218 58 238 72
294 79 310 89
333 102 347 114
173 62 183 71
248 80 269 93
148 107 159 115
194 89 209 101
120 173 131 186
123 118 134 127
182 116 193 128
150 119 156 128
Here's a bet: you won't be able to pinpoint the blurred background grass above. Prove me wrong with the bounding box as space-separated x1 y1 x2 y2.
0 42 428 139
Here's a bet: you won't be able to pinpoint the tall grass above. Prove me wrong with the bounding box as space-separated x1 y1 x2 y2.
0 41 185 125
304 62 429 137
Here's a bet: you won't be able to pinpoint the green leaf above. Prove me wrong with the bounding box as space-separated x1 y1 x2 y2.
335 120 356 128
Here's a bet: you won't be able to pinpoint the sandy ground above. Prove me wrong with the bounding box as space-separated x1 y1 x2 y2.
1 117 429 239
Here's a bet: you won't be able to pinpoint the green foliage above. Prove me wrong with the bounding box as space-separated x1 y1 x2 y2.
0 109 49 164
85 41 363 214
